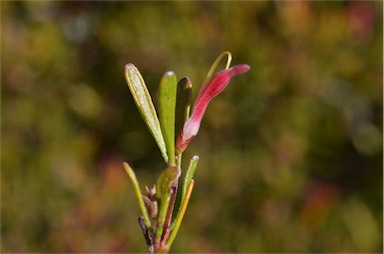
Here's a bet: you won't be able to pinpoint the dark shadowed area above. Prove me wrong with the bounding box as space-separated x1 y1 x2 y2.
1 1 382 253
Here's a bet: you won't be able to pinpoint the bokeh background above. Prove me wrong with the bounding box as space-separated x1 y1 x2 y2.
1 1 383 253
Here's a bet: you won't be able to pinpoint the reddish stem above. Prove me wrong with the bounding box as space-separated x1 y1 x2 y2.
160 180 178 247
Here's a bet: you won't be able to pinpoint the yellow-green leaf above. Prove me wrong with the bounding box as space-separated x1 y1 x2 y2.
123 162 151 227
124 64 168 163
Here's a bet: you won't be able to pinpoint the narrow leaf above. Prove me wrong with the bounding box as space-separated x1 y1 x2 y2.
167 179 194 247
181 155 199 202
124 64 168 163
123 162 151 228
159 71 177 165
175 77 192 145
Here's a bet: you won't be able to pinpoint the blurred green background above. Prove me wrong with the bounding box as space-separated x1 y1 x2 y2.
1 1 383 253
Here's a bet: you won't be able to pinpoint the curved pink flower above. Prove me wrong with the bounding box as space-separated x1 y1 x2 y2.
176 64 250 154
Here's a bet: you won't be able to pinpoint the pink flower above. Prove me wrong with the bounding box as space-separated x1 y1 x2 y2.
176 64 250 154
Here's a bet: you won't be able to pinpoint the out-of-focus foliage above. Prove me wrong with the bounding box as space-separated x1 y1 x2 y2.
1 1 382 253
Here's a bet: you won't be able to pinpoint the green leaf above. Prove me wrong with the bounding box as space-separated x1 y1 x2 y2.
159 71 177 166
170 156 197 232
124 64 168 163
182 155 199 202
175 77 192 143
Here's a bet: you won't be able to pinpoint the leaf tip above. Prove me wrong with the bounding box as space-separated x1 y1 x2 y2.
125 63 135 70
123 162 132 173
122 161 129 169
164 71 175 77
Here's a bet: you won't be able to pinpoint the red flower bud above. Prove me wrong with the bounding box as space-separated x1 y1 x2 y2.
176 64 250 154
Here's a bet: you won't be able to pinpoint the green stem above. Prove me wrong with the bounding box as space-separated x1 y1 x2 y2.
123 162 151 228
167 179 194 247
176 154 182 167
